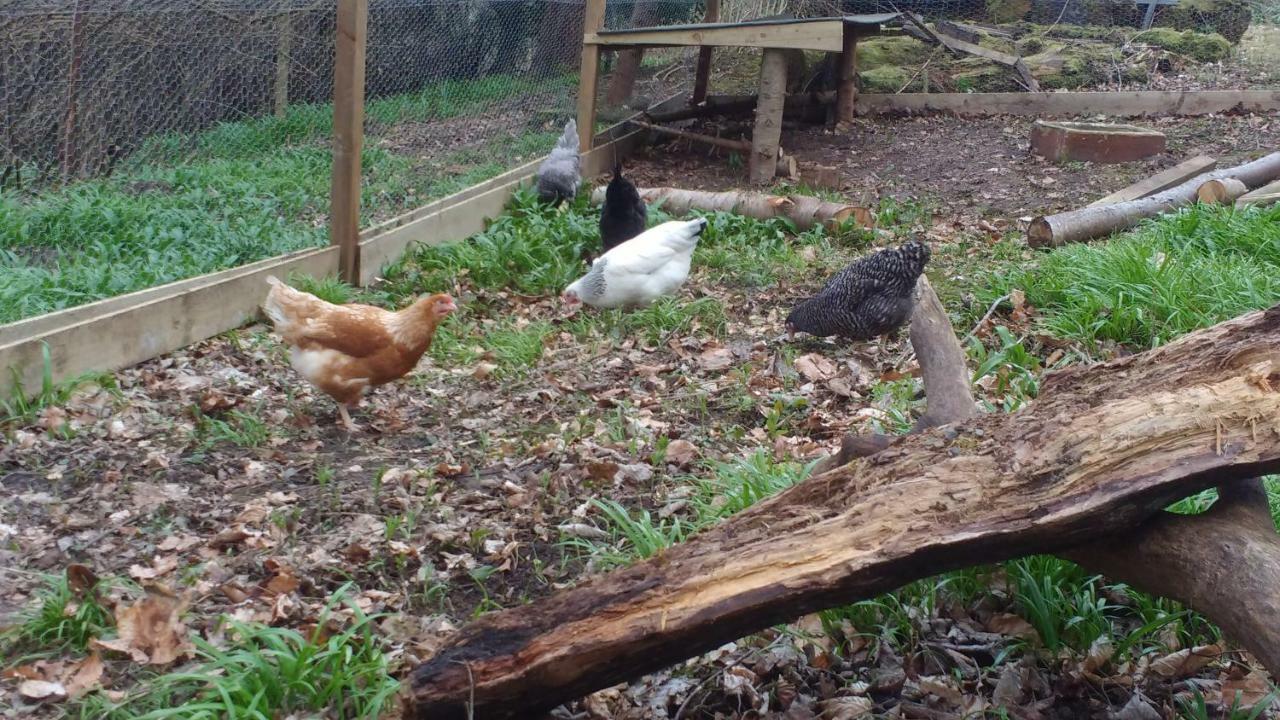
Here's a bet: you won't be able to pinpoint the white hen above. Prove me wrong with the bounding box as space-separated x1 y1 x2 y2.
562 217 708 309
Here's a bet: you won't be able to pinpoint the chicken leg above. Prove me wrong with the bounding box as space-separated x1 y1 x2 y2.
337 404 359 432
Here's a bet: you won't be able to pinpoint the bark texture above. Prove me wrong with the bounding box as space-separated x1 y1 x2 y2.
407 305 1280 720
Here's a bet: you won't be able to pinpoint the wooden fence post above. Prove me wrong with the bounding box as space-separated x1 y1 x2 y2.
576 0 607 152
274 10 293 118
330 0 369 284
835 25 859 124
690 0 719 105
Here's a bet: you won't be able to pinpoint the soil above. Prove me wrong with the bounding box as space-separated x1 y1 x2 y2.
616 111 1280 221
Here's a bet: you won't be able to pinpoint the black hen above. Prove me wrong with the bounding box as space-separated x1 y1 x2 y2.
786 241 931 340
599 161 647 253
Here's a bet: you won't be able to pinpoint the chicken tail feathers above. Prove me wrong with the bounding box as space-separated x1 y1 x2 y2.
556 119 578 153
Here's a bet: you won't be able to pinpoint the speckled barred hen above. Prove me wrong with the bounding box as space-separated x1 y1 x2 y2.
785 241 930 340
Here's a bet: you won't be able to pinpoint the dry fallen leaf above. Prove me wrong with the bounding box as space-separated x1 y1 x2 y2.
986 613 1041 644
62 652 104 699
1114 692 1161 720
128 554 179 581
20 679 68 702
817 696 874 719
1148 644 1222 680
95 590 193 666
794 353 838 383
1221 670 1275 712
472 362 498 380
664 439 698 467
697 347 735 372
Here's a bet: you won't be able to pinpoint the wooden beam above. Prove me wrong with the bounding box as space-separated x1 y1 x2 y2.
0 247 338 400
576 0 607 152
1236 178 1280 208
586 19 845 52
835 26 859 123
406 304 1280 718
1089 154 1217 206
933 33 1040 92
274 10 292 118
329 0 368 284
855 90 1280 117
690 0 719 105
749 49 787 184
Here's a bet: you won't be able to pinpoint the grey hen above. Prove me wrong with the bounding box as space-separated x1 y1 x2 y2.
536 119 580 206
786 241 930 340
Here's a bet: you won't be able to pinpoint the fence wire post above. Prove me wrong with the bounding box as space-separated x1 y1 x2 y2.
576 0 607 152
331 0 369 285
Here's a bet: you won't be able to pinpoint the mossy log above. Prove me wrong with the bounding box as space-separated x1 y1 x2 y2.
406 305 1280 719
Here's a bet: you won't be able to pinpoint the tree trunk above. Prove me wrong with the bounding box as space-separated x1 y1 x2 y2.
605 0 663 106
588 185 871 230
1029 151 1280 247
406 304 1280 719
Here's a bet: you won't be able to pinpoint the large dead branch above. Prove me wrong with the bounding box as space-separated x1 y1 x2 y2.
1029 150 1280 247
406 305 1280 719
588 185 871 231
1062 477 1280 673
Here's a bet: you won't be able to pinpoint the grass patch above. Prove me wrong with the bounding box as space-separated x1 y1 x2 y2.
1 572 115 659
77 587 398 720
1 74 575 325
565 451 813 569
983 204 1280 350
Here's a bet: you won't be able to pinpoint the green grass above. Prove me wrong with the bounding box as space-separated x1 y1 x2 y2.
76 586 398 720
193 408 271 450
1 571 115 658
0 73 575 325
564 451 813 569
982 204 1280 350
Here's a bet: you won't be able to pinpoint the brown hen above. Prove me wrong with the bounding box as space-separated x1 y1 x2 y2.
262 276 457 431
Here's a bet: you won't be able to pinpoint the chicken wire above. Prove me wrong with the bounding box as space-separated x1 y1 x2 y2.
0 0 1270 191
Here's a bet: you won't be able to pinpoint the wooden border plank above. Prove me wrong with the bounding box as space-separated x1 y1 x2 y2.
330 0 369 283
585 19 845 52
1088 155 1217 206
0 247 338 400
854 90 1280 117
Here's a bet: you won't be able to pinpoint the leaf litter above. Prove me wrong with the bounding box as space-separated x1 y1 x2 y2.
1 184 1276 718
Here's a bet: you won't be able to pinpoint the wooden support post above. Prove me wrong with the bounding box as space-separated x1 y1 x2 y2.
835 26 859 124
749 48 787 184
330 0 368 284
274 10 293 118
576 0 606 152
690 0 720 105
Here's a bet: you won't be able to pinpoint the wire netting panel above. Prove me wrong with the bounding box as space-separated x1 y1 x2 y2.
0 0 337 185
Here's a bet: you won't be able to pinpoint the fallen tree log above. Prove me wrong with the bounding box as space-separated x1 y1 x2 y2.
1062 477 1280 673
406 304 1280 719
1029 150 1280 247
1197 177 1250 205
587 185 871 230
1089 154 1217 207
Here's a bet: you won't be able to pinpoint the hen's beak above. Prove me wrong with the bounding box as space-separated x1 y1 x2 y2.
441 298 458 314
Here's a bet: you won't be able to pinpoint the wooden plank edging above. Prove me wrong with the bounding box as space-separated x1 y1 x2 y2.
0 246 339 400
854 90 1280 117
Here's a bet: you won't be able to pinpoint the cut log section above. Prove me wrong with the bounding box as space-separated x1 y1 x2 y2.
1029 150 1280 247
406 305 1280 719
1237 178 1280 208
1197 177 1250 205
588 185 870 230
1088 155 1217 206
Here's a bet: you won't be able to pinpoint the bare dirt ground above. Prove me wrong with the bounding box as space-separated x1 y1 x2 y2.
618 111 1280 220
